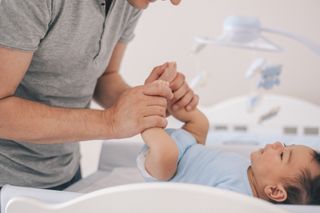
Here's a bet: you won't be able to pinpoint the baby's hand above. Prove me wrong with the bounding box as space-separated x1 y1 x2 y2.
145 61 199 114
144 62 178 117
164 63 199 112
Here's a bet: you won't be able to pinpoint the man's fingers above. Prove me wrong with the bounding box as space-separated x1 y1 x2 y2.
159 62 177 82
144 66 163 84
145 62 177 85
144 63 168 84
143 106 166 117
143 80 173 100
142 116 167 130
145 96 167 107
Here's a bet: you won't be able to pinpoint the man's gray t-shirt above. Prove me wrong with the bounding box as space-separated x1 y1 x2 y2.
0 0 142 188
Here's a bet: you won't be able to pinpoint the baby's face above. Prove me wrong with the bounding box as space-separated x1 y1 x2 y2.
127 0 181 9
250 142 319 185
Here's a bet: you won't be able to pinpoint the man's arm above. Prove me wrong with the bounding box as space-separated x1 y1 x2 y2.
0 47 172 144
94 42 130 109
0 47 111 144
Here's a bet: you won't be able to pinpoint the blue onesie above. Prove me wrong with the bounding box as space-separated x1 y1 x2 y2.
137 128 253 196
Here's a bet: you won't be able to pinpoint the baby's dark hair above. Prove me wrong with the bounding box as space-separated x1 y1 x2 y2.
309 151 320 205
272 150 320 205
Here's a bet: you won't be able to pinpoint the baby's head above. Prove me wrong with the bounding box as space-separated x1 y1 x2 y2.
249 142 320 205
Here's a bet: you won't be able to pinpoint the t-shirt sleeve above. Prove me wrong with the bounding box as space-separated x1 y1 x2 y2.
165 128 197 161
0 0 51 51
119 8 142 43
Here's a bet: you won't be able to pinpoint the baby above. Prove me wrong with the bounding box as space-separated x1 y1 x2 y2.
137 65 320 205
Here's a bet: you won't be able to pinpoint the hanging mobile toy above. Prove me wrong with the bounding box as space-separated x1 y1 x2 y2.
258 64 282 90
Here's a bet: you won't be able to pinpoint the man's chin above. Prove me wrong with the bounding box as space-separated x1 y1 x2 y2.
127 0 149 9
170 0 181 5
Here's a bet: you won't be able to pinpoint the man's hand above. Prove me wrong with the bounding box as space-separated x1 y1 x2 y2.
145 62 199 112
105 80 173 138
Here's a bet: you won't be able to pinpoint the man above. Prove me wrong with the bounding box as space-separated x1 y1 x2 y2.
0 0 197 190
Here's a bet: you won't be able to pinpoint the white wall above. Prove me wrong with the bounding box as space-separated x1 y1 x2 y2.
121 0 320 106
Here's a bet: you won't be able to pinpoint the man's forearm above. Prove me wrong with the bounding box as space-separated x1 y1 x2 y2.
94 72 130 109
0 96 114 144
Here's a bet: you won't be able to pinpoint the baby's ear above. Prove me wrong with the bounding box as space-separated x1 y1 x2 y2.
264 184 287 203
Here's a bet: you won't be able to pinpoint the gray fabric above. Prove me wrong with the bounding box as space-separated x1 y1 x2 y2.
0 0 142 188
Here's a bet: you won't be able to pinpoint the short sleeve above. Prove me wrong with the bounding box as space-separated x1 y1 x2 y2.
165 128 197 161
0 0 51 51
119 8 142 43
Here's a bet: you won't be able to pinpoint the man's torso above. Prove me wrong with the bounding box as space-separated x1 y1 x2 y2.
0 0 141 188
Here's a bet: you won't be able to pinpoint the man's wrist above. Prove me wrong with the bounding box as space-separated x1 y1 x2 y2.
101 107 118 139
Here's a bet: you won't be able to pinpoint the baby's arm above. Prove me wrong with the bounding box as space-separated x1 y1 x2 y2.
141 128 179 181
169 106 209 145
139 63 208 181
140 107 209 181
